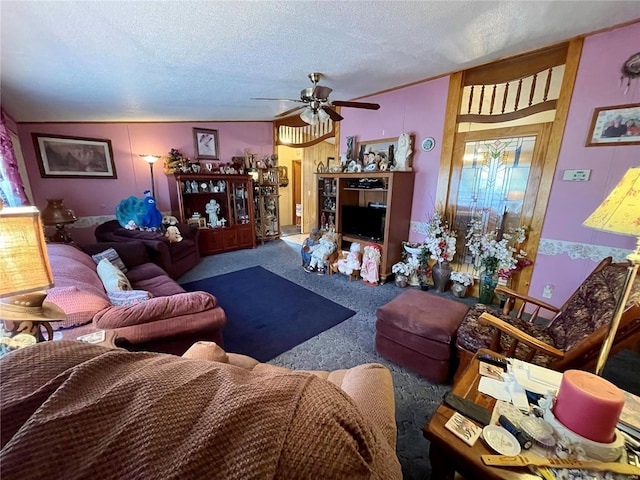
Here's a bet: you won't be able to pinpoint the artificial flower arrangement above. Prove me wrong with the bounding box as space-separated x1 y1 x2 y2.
164 148 190 174
392 259 417 277
450 271 474 287
423 212 457 264
465 217 530 278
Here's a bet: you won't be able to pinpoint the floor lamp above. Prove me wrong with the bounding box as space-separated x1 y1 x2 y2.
140 154 161 198
582 167 640 375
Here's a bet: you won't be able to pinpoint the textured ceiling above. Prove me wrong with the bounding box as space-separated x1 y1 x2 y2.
1 1 638 123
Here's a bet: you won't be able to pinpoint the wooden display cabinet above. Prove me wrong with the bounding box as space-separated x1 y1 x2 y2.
168 173 256 256
253 168 280 244
316 171 415 283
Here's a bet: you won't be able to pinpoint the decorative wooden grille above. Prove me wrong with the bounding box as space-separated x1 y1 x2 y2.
274 116 334 147
459 43 568 124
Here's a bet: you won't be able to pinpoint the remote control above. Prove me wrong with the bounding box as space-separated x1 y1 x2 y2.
477 353 508 371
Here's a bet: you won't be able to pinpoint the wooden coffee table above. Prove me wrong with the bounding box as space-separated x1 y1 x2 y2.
422 349 539 480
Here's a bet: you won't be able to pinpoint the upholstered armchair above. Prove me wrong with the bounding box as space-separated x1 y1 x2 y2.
95 220 200 279
454 257 640 380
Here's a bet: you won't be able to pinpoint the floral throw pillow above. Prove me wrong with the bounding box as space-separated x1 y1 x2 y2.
92 248 128 273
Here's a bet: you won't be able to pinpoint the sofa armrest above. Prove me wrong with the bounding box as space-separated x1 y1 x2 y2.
175 222 199 242
93 292 218 329
80 241 150 269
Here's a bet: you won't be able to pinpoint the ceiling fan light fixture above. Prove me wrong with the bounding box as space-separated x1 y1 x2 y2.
317 108 329 122
300 107 319 125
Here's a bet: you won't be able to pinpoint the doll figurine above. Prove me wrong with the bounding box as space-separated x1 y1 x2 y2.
300 228 320 268
360 244 381 285
336 242 361 275
306 230 338 275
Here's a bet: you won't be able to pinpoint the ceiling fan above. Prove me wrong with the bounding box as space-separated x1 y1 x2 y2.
252 72 380 125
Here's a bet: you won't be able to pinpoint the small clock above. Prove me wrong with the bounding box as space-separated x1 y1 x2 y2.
421 137 435 152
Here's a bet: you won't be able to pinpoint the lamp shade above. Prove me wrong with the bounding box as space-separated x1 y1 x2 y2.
140 154 160 164
583 167 640 237
0 206 54 298
300 107 319 125
41 199 77 226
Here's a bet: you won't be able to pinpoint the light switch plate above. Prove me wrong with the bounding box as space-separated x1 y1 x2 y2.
562 169 591 181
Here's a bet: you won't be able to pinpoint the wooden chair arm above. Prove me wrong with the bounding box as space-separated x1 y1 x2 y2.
494 285 561 321
478 312 565 359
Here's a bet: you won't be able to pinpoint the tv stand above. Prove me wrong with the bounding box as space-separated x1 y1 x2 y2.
316 171 415 283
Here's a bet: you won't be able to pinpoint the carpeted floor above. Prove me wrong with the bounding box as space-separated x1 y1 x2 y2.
181 266 355 362
178 239 640 480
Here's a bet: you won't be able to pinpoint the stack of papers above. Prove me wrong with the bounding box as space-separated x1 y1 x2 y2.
477 358 562 410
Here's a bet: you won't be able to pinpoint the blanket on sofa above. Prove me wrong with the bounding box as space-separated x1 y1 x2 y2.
0 342 401 480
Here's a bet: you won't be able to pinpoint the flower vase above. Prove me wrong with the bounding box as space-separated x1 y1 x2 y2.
478 269 498 304
431 261 452 293
395 275 408 288
451 282 468 298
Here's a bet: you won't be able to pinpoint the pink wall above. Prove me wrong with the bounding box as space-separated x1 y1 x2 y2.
340 22 640 308
530 22 640 304
339 76 450 236
16 121 273 244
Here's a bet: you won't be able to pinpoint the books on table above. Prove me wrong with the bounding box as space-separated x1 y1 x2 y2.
619 390 640 440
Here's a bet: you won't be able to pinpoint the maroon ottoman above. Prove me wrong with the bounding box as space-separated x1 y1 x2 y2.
375 289 470 383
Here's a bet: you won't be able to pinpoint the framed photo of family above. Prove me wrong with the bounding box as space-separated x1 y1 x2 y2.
32 133 116 178
586 103 640 147
193 128 220 160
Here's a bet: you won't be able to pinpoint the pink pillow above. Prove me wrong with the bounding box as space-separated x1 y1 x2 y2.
45 286 110 329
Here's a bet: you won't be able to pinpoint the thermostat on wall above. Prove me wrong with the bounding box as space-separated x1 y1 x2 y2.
562 169 591 181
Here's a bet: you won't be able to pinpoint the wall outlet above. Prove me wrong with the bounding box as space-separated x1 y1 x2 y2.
562 169 591 181
542 284 554 299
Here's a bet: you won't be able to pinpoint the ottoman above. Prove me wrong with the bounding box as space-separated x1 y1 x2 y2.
375 289 470 383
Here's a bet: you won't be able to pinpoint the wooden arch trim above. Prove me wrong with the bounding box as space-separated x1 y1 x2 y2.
458 100 558 123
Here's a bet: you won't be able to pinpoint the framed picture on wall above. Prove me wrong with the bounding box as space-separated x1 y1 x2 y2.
586 103 640 146
193 128 219 160
32 134 117 178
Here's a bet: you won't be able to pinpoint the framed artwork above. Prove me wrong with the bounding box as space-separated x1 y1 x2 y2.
586 103 640 146
32 133 116 178
356 137 398 167
193 128 220 160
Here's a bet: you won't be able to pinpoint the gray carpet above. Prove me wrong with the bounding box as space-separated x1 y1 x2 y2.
179 239 640 480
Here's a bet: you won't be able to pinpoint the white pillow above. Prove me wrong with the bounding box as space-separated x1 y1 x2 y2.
96 258 132 293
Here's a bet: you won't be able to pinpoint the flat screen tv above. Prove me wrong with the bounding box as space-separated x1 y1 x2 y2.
341 204 386 242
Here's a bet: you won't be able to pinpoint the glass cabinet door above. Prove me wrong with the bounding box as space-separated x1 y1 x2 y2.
231 181 250 225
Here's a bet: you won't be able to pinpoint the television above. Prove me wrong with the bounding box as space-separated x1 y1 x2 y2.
341 204 386 242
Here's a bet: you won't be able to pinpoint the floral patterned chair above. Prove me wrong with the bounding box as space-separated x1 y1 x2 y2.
454 257 640 381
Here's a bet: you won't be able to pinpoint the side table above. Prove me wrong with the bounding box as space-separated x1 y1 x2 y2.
422 349 539 480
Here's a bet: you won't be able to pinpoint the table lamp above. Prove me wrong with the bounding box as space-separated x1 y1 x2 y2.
583 166 640 375
140 154 161 198
41 198 78 243
0 203 65 341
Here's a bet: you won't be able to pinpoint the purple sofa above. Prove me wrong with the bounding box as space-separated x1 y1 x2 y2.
45 242 226 355
94 220 200 279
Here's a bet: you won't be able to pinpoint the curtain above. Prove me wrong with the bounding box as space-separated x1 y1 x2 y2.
0 109 29 206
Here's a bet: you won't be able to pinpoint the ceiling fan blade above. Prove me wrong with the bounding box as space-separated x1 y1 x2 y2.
275 105 306 118
331 100 380 110
322 106 343 122
312 85 333 101
252 97 304 102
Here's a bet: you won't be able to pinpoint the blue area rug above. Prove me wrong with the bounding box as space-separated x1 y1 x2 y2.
181 266 356 362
